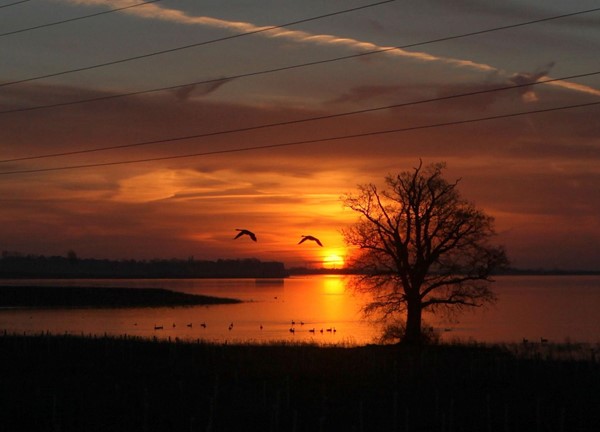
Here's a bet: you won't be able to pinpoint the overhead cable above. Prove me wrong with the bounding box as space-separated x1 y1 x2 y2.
1 100 598 176
1 5 598 115
1 71 598 163
0 0 162 37
0 0 31 9
0 0 396 88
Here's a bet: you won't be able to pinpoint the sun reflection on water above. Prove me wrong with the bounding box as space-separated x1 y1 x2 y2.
5 275 597 345
323 275 346 295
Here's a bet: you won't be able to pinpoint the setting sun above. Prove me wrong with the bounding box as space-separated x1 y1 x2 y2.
322 253 345 269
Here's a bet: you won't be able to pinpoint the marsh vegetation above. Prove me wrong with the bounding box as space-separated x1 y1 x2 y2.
1 333 598 431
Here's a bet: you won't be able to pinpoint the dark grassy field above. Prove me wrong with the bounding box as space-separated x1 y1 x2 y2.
1 334 599 431
0 285 241 308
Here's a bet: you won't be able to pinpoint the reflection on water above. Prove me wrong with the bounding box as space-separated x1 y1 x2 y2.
0 275 373 345
1 275 599 344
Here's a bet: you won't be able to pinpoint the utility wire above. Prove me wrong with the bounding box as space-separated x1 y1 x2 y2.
0 0 162 37
1 71 598 163
0 0 396 88
0 0 31 9
2 5 598 115
1 100 598 176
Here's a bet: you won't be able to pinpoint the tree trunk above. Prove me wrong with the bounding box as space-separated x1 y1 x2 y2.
403 298 423 344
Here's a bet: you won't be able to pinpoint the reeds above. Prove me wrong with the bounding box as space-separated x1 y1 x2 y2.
1 333 599 431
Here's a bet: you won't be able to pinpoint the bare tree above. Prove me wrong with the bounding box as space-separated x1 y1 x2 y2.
342 162 508 344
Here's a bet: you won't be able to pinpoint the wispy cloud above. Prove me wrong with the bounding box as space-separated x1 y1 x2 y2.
59 1 495 73
546 79 600 97
62 0 600 98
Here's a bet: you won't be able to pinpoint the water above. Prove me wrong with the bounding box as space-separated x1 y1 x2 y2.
1 275 599 345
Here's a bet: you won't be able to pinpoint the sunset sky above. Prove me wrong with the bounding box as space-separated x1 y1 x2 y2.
1 0 599 270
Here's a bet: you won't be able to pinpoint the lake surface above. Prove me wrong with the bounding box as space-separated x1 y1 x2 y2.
1 275 599 345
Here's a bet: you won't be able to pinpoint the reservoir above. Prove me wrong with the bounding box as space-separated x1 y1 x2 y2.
1 274 599 345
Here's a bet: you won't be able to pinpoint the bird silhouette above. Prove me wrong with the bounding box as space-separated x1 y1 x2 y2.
298 235 323 246
234 229 257 242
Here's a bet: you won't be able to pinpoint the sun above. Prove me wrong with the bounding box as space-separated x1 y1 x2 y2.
322 253 345 269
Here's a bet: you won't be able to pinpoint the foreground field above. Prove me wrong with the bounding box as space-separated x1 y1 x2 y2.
1 334 599 431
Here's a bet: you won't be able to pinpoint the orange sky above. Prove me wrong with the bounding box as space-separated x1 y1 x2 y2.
1 0 599 269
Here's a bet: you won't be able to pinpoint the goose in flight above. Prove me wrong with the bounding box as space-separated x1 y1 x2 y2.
234 229 257 242
298 235 323 247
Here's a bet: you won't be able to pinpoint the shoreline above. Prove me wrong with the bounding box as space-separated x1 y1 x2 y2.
1 330 597 361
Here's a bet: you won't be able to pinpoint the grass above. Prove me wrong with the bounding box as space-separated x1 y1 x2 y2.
0 285 241 308
1 333 599 431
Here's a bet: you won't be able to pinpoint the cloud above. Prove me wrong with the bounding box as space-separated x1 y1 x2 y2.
2 79 598 181
2 78 599 267
61 0 499 73
430 0 600 30
59 0 600 100
510 62 555 86
546 79 600 97
170 77 234 101
328 84 427 105
509 62 555 102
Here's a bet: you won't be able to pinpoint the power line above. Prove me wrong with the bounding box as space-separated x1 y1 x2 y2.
0 0 396 88
2 71 598 164
1 100 598 176
0 0 162 37
2 6 599 115
0 0 31 9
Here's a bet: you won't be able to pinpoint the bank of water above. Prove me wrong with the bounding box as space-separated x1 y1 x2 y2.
1 275 599 344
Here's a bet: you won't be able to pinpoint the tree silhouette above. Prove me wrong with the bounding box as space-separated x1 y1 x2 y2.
342 161 508 344
67 249 79 265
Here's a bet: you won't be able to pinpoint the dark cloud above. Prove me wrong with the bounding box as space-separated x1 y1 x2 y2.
3 79 596 170
170 77 234 101
426 0 599 29
2 80 599 268
328 84 429 105
510 62 555 86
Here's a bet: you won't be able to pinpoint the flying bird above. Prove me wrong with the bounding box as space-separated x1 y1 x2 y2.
298 235 323 247
234 229 257 242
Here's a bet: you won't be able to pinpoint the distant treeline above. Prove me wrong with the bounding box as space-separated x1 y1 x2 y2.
494 267 600 276
287 266 356 275
0 252 287 278
289 266 600 276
